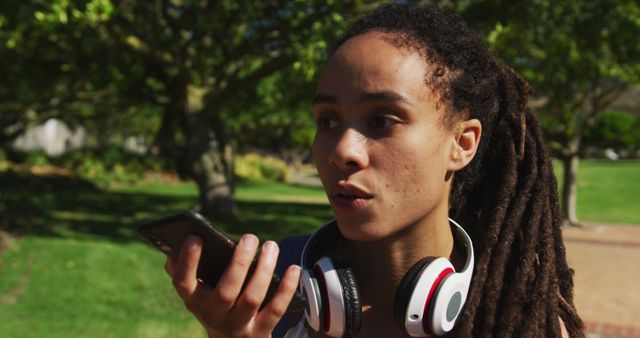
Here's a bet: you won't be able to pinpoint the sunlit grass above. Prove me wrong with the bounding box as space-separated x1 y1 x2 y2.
0 173 331 338
553 159 640 224
0 236 205 338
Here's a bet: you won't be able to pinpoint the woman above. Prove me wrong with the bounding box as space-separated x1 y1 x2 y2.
165 3 584 337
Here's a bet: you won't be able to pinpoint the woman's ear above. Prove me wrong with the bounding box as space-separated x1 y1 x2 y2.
447 119 481 171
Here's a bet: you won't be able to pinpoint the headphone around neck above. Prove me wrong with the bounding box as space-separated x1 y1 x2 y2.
299 218 475 338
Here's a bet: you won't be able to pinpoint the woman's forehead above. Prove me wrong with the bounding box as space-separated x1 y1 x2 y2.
330 31 424 68
316 32 438 107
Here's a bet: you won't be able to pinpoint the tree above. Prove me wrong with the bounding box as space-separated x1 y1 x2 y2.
0 1 80 149
0 0 155 153
4 0 367 215
99 0 367 215
583 110 640 155
461 0 640 225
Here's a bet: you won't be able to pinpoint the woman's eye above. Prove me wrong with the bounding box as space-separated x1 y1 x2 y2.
369 115 398 129
317 116 339 129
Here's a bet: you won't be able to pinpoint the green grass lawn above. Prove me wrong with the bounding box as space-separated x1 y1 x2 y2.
0 236 206 338
553 159 640 224
0 159 638 337
0 171 332 338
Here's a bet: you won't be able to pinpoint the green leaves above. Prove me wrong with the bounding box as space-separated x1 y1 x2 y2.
584 110 640 151
30 0 113 26
463 0 640 154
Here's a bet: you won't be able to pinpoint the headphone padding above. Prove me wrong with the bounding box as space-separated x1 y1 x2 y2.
393 257 437 330
333 258 362 337
300 268 323 332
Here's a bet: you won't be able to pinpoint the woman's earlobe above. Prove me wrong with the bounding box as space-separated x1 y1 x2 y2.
448 119 481 171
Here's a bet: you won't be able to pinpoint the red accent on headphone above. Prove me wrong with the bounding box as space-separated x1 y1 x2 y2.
422 267 454 333
314 265 331 333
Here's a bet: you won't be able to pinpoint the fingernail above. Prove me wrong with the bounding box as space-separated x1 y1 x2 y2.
287 265 301 281
263 240 277 255
185 235 198 248
240 234 258 249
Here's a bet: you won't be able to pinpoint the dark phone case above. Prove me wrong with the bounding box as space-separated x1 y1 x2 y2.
138 211 236 286
137 211 306 313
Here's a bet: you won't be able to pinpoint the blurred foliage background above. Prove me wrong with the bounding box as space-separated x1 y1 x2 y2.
0 0 639 337
1 0 639 221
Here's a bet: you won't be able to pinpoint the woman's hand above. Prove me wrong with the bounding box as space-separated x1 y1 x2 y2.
165 234 301 338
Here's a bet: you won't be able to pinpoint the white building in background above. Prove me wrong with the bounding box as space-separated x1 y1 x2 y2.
12 119 87 156
12 118 148 156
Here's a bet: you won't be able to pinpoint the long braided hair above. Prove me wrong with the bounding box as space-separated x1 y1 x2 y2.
332 3 584 337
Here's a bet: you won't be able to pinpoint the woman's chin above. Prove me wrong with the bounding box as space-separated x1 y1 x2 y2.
335 218 396 242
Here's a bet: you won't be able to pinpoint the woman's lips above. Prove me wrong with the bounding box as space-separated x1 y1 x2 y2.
330 193 373 210
328 182 373 210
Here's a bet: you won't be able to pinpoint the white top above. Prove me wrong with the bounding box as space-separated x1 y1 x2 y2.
284 317 310 338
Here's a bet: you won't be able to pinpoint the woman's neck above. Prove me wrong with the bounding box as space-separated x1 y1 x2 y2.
347 209 455 335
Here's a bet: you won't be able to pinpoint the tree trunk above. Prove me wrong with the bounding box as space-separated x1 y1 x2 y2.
561 154 580 226
184 84 237 216
192 147 237 215
184 120 237 216
160 82 237 216
560 135 582 226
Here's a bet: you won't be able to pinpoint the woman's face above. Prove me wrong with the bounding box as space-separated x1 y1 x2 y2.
312 31 463 241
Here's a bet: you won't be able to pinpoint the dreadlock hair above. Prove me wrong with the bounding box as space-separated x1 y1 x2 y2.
331 3 584 337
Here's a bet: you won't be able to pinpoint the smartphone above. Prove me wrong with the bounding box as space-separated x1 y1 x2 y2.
137 211 306 313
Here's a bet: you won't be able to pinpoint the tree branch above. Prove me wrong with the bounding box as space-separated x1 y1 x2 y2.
203 53 294 115
100 19 174 67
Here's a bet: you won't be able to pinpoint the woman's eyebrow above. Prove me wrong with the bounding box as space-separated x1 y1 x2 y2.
312 93 338 105
312 91 413 106
359 90 413 106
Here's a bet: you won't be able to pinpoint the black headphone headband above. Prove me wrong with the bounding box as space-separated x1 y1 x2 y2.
301 219 341 269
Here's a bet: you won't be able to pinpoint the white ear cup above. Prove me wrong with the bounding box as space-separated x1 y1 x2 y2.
314 257 347 337
430 273 467 335
300 269 322 332
299 218 474 338
403 258 455 337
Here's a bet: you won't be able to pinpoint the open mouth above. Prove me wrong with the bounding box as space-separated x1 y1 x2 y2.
334 193 372 199
330 194 371 209
330 186 373 209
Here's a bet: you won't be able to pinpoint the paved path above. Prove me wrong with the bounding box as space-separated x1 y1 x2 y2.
563 224 640 338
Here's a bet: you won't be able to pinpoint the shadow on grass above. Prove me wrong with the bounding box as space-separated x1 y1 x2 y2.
0 170 332 243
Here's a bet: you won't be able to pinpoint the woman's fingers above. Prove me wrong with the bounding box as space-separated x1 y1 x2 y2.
253 264 302 335
167 232 295 337
165 257 175 277
172 235 202 299
211 234 260 312
230 240 279 324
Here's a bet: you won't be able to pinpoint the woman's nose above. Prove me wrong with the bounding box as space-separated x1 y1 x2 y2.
330 128 369 171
